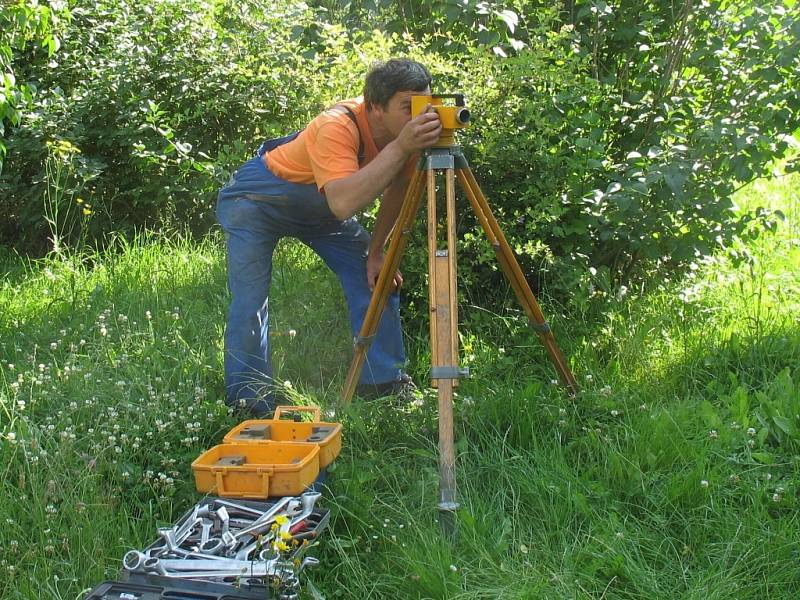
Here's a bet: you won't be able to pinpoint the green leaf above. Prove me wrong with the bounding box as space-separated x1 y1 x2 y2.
699 400 722 428
664 168 687 197
496 9 518 34
772 416 795 437
751 451 775 464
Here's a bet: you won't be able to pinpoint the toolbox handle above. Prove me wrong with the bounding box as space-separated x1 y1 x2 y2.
214 469 272 498
273 405 322 422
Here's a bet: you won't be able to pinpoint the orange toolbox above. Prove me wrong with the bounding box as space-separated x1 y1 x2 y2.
223 406 342 469
191 441 320 498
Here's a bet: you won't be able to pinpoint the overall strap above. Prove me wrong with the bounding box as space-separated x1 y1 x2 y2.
336 105 365 166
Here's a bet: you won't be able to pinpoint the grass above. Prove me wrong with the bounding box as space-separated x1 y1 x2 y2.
0 163 798 599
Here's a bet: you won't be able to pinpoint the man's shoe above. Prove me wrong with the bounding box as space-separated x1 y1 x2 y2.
356 373 421 404
227 393 280 419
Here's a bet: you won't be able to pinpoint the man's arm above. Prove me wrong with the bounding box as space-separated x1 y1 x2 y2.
324 111 440 220
365 177 410 290
371 177 408 253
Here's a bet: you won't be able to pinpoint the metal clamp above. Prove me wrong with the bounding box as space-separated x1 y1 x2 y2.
430 366 470 380
530 320 551 334
353 334 376 348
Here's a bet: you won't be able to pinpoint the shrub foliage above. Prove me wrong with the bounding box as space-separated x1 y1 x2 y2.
1 0 798 301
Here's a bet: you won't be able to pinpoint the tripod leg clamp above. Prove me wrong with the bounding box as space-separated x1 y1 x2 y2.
430 366 471 380
353 334 376 349
530 320 551 334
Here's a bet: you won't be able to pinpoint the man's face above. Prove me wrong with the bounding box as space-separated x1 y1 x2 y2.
376 87 431 140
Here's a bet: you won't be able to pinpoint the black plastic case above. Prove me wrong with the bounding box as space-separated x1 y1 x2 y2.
84 575 269 599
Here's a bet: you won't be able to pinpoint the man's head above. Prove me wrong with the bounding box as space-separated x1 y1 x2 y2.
363 59 432 111
363 59 433 144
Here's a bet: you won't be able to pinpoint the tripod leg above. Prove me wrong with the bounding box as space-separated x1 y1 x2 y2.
340 167 426 406
456 168 579 395
428 167 460 537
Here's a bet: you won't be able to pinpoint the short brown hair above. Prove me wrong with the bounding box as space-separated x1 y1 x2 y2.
363 59 432 110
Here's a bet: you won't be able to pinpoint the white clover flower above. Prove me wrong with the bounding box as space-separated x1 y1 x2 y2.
700 480 709 488
709 430 718 439
288 329 297 338
746 427 756 437
283 380 293 389
6 432 16 442
449 564 458 572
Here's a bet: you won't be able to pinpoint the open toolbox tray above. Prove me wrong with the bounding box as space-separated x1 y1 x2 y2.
142 496 332 559
104 496 331 599
223 406 342 469
191 442 320 498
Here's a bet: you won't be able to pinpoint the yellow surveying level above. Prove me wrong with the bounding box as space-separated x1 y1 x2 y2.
411 94 470 146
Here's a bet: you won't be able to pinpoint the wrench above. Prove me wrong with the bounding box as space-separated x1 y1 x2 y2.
288 492 321 528
213 499 266 517
147 557 275 571
199 519 213 545
234 498 302 540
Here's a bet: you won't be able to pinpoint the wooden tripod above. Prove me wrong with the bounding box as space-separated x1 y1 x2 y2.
340 143 578 536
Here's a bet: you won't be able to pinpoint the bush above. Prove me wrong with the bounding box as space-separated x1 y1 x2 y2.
2 0 798 310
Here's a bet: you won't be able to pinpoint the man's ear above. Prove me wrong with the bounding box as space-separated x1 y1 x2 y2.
369 102 385 119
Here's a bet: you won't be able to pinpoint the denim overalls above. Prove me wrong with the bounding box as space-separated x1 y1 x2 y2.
216 133 404 414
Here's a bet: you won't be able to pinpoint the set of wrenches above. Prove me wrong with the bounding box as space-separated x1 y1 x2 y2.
122 493 328 597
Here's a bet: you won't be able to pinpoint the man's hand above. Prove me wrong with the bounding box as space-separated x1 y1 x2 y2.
395 106 442 156
367 250 403 292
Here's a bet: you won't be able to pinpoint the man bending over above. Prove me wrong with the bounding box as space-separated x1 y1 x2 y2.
216 58 442 416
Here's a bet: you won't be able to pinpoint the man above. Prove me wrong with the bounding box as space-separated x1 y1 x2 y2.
216 58 442 416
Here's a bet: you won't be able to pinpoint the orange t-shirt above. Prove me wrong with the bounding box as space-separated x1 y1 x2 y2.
265 97 415 191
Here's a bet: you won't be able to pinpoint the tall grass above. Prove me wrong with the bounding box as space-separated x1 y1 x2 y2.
0 164 798 599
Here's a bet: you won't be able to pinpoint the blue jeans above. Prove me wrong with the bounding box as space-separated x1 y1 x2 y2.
216 142 405 412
